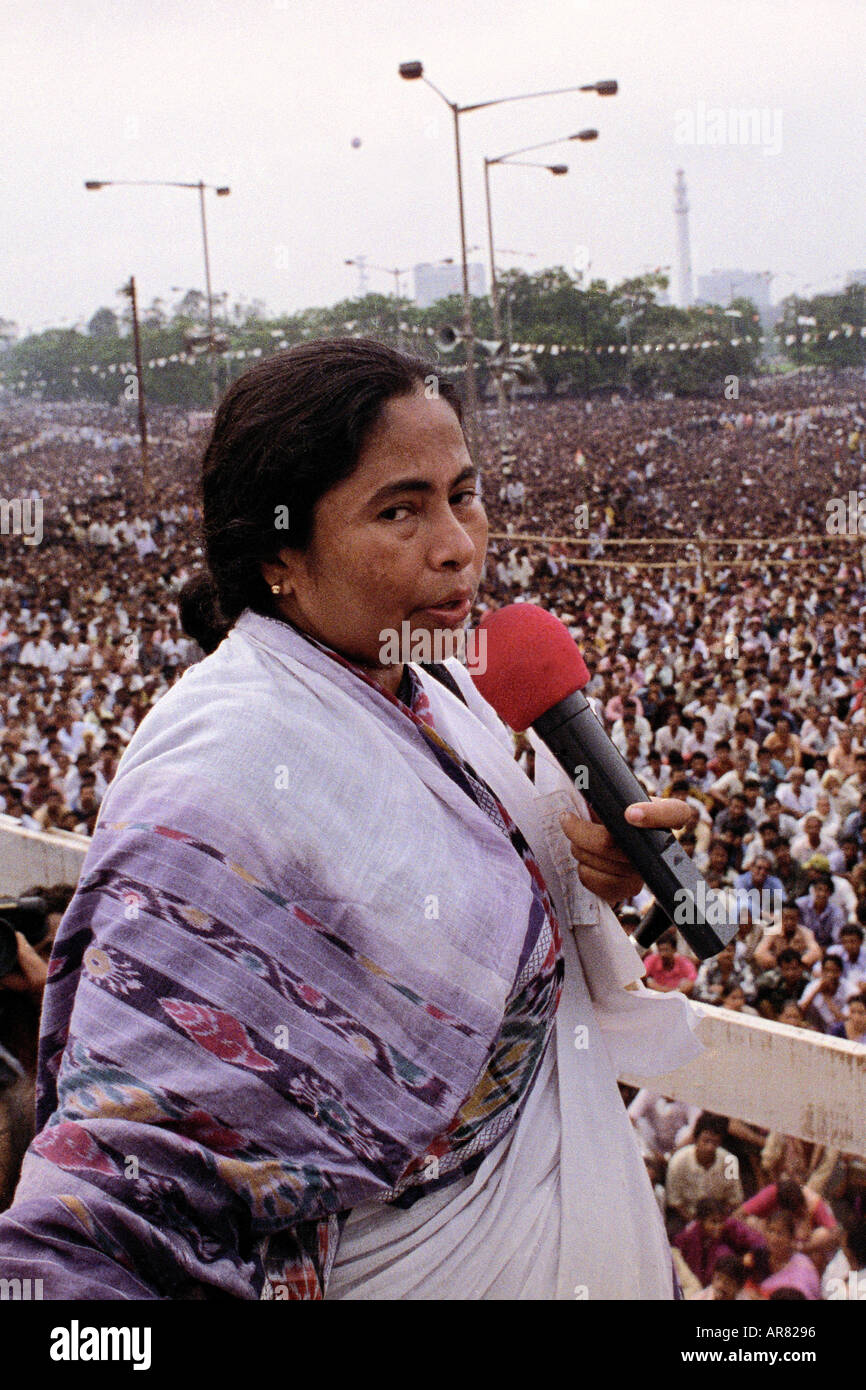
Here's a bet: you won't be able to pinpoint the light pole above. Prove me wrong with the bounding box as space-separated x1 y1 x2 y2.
483 130 597 469
84 178 230 406
345 258 418 297
398 62 616 459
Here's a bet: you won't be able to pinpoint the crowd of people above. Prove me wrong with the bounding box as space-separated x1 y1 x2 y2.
1 362 866 1298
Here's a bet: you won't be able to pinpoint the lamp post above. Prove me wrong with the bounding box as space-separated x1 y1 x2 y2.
484 130 597 469
84 178 230 406
344 258 417 297
398 62 616 459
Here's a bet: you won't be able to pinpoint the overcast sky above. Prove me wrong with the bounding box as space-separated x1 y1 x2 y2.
3 0 864 332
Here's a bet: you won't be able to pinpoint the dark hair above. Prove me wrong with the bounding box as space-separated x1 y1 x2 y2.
713 1252 746 1288
777 947 803 966
775 1179 805 1214
181 338 462 651
696 1197 726 1222
694 1112 727 1141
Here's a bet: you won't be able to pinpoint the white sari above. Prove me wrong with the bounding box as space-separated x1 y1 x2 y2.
325 659 702 1300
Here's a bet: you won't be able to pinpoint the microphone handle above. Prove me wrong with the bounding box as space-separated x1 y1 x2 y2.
533 690 737 960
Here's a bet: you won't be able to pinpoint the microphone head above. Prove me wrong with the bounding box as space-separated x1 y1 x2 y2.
470 603 590 731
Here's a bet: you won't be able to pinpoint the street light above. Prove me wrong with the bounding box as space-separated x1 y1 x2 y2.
483 130 598 468
398 62 616 457
344 258 418 297
84 178 230 406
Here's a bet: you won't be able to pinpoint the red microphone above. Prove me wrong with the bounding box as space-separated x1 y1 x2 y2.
469 604 735 959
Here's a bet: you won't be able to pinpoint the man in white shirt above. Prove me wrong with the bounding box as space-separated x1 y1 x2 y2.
708 751 752 807
655 709 689 762
695 687 736 741
790 816 839 867
777 767 816 818
682 715 716 762
800 710 838 760
839 754 866 817
665 1116 744 1224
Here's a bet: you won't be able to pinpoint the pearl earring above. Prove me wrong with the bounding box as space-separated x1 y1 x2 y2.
271 584 281 595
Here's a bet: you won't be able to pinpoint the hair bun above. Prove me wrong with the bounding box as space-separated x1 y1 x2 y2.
177 569 231 654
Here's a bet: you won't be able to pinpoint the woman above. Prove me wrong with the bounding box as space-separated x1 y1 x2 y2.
0 339 700 1300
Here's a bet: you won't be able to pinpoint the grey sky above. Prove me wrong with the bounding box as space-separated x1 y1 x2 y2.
3 0 864 332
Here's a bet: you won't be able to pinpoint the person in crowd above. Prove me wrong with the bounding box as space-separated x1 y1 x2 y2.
754 947 814 1020
690 1251 749 1301
796 875 847 948
799 953 857 1032
692 942 756 1007
759 1209 821 1299
827 992 866 1044
642 929 698 996
665 1113 744 1228
827 923 866 993
674 1197 766 1289
754 900 821 972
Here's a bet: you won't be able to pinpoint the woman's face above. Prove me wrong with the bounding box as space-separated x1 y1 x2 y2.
268 389 488 693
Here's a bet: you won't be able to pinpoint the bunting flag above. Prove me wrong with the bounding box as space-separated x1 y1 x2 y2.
2 323 865 392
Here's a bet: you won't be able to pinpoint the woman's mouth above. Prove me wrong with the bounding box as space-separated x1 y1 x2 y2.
413 596 472 626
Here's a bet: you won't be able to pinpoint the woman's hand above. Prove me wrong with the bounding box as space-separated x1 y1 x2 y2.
558 798 694 907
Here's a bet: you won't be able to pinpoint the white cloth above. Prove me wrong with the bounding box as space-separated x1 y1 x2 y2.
326 658 703 1300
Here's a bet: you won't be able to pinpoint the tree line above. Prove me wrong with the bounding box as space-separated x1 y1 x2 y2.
2 271 864 408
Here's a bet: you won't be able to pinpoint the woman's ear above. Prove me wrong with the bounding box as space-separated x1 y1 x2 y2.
260 560 285 595
261 548 303 598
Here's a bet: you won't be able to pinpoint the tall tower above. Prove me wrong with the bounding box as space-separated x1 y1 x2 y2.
674 169 693 308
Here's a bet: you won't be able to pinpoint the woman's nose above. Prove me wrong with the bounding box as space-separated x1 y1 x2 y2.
428 507 480 569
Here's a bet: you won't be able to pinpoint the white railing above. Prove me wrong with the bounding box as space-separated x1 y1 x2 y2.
621 1003 866 1159
0 821 87 897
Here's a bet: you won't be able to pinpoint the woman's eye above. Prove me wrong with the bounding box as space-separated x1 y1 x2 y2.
379 504 415 522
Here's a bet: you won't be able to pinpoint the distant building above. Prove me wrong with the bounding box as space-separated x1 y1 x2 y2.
413 261 486 309
674 170 694 308
696 269 772 318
